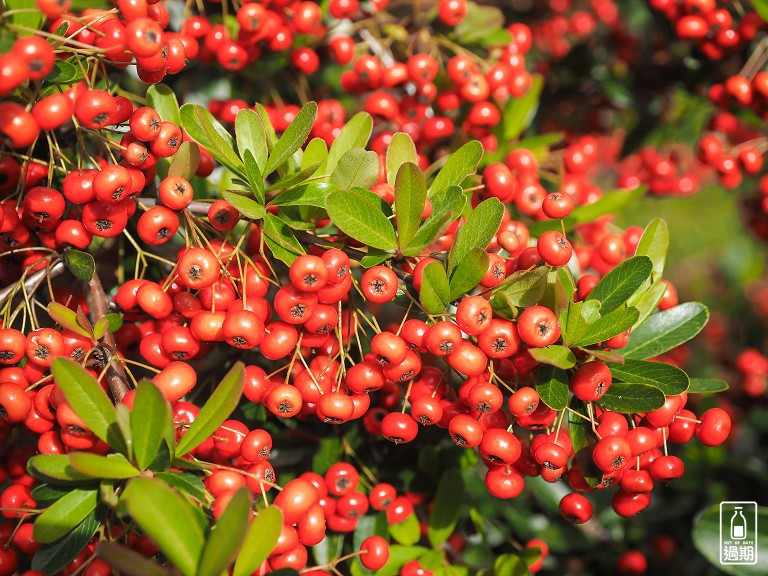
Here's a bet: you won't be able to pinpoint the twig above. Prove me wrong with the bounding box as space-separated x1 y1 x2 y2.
0 261 66 309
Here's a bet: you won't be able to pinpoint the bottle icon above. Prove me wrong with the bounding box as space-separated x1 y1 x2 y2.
731 507 747 540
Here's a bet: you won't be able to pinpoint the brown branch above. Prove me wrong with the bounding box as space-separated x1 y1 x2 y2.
82 270 131 403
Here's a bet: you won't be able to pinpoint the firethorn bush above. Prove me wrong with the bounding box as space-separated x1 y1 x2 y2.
1 0 768 574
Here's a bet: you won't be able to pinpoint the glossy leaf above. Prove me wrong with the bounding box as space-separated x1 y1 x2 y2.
386 132 418 187
607 358 689 396
330 148 379 190
64 249 95 281
401 186 464 257
493 555 528 576
586 256 653 315
242 149 265 204
327 188 397 251
527 345 577 369
155 472 206 503
68 453 140 479
559 300 601 347
360 248 390 268
233 506 283 576
181 104 243 175
268 163 322 192
689 378 730 393
48 302 91 338
146 83 181 126
535 365 569 411
114 403 134 462
455 2 504 43
168 141 200 179
628 279 667 330
302 137 328 172
621 302 709 359
448 197 504 272
572 306 639 347
263 213 306 266
429 141 483 196
222 190 267 220
44 60 79 83
497 74 543 141
449 247 489 300
236 108 268 175
388 512 421 546
198 488 250 576
34 488 98 543
28 454 91 483
692 504 768 576
325 112 373 175
598 382 666 413
124 478 206 576
395 162 427 249
420 261 450 315
96 541 169 576
265 101 317 175
31 507 100 574
176 362 244 457
270 182 333 208
428 469 465 547
635 218 669 282
51 358 125 453
32 484 72 502
493 266 550 309
131 379 175 470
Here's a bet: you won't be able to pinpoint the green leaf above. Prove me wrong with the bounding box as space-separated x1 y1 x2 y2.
155 472 206 503
753 0 768 22
395 162 427 249
51 358 126 453
420 261 450 315
448 198 504 272
572 306 639 347
330 148 379 190
268 163 322 192
598 382 666 413
34 488 99 543
198 488 250 576
628 279 667 330
527 345 577 370
455 2 504 44
302 137 328 172
359 248 390 268
44 60 80 84
586 256 652 315
493 554 528 576
559 300 600 347
222 190 267 220
181 104 244 175
146 84 181 126
8 0 44 35
263 213 306 266
47 302 92 338
312 436 342 475
68 453 140 479
28 454 91 483
492 266 550 309
428 469 464 548
32 483 72 502
124 478 206 576
96 541 169 576
567 398 602 488
265 101 318 175
535 365 569 411
115 403 134 462
693 504 768 576
233 506 283 576
621 302 709 360
449 247 489 300
369 545 429 576
325 112 373 175
635 218 668 282
166 141 200 180
327 188 397 251
607 358 689 396
236 109 268 176
314 533 344 567
254 104 278 151
388 512 420 546
429 140 483 196
242 149 265 205
689 378 729 393
386 132 419 187
94 313 123 340
31 507 100 574
497 74 543 141
270 182 333 208
64 248 95 281
176 362 244 457
402 186 464 257
132 379 175 470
